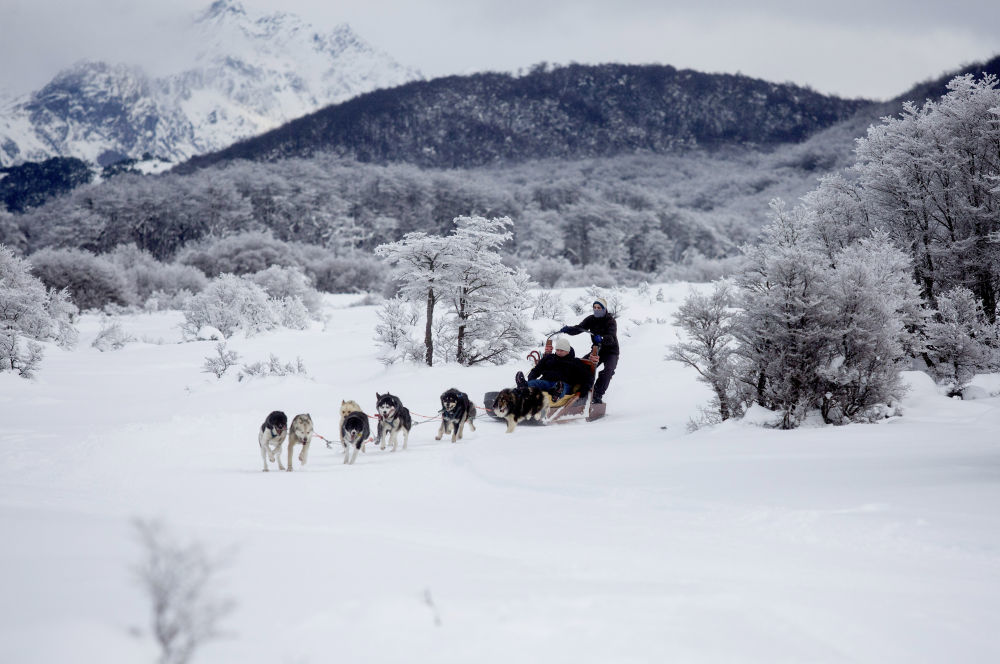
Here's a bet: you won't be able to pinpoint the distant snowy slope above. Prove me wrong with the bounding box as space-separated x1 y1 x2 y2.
0 0 421 167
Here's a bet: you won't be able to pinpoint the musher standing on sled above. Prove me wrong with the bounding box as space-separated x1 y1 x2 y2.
559 297 618 404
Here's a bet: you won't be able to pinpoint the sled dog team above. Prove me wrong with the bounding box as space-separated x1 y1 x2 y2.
258 388 477 471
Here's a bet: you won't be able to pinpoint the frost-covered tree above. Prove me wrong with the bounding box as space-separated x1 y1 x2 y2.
375 216 536 366
0 244 78 377
441 216 535 365
834 74 1000 320
733 200 834 427
818 232 927 421
375 232 451 365
667 281 745 421
924 286 996 394
675 201 924 428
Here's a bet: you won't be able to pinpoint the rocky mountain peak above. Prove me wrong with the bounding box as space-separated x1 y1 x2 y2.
0 2 421 168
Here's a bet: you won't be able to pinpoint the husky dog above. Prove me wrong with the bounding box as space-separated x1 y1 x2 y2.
375 392 412 452
336 400 364 449
492 387 551 433
340 406 370 465
285 413 314 472
258 410 288 472
437 388 476 443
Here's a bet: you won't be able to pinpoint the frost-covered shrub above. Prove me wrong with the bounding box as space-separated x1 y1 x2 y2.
29 247 133 310
0 333 44 378
925 287 997 394
202 342 240 379
522 256 574 288
1 244 78 377
532 290 566 320
248 265 322 316
558 263 616 289
92 318 136 352
273 296 311 331
237 354 307 381
374 296 419 366
303 252 388 294
176 232 298 277
144 289 197 312
181 274 279 338
109 245 207 306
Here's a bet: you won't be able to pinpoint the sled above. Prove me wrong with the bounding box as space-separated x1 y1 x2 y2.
482 390 606 424
483 336 607 425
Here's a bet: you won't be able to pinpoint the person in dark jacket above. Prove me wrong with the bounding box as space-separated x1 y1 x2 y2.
559 297 618 404
515 335 595 398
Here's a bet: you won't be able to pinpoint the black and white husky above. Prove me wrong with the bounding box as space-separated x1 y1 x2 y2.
340 404 370 465
437 388 476 443
375 392 412 452
258 410 287 471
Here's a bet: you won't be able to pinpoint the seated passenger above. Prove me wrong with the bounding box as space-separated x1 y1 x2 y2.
514 335 595 399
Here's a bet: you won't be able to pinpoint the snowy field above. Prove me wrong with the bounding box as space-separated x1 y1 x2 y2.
2 283 999 663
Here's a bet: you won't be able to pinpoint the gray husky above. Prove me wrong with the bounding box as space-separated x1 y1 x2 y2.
285 413 314 471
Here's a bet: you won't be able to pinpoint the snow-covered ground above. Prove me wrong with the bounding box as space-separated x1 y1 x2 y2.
2 283 999 663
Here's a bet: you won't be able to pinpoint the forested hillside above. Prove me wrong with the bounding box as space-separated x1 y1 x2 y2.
177 63 871 171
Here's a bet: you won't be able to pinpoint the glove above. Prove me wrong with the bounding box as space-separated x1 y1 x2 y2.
593 335 603 344
559 326 572 334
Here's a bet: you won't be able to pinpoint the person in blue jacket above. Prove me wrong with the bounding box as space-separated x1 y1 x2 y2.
559 297 618 404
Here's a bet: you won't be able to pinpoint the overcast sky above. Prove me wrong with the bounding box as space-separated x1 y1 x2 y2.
1 0 997 100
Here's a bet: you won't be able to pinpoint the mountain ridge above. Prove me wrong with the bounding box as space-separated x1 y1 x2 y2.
176 62 873 173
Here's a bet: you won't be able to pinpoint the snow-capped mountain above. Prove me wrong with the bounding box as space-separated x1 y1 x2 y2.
0 0 421 167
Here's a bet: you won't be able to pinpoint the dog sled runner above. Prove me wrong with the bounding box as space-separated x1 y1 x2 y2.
483 336 607 425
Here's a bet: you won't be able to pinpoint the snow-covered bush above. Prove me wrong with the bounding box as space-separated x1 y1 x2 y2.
532 290 566 320
248 265 322 316
1 244 78 377
672 202 924 429
522 256 574 288
92 317 135 352
176 231 298 277
29 247 133 310
304 252 388 294
202 342 240 379
181 274 279 338
925 287 997 395
181 273 314 339
108 245 207 306
237 354 307 381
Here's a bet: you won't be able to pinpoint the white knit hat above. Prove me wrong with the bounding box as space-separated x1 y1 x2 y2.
553 335 572 352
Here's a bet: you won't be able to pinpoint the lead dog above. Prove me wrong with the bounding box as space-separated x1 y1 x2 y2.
375 392 412 452
258 410 288 471
437 388 476 443
285 413 314 472
492 387 551 433
340 404 370 465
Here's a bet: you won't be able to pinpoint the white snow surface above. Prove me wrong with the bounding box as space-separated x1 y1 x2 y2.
2 283 998 663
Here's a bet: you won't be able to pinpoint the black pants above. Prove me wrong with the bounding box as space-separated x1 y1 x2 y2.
593 353 618 401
